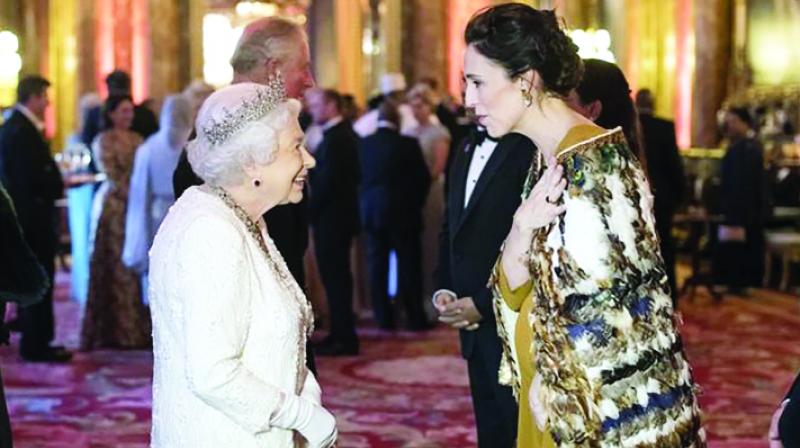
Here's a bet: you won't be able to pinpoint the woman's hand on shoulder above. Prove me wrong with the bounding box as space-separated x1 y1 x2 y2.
513 156 567 233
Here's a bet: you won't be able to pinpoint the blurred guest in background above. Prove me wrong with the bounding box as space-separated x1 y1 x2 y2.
81 70 159 161
0 75 70 363
714 107 768 295
405 83 451 298
181 80 215 122
0 181 51 445
635 88 685 302
359 100 431 331
306 88 361 356
67 93 102 147
82 94 151 350
568 60 646 165
123 95 194 305
354 73 418 137
340 94 361 123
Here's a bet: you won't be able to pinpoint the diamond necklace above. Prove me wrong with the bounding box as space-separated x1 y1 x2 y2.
207 185 315 338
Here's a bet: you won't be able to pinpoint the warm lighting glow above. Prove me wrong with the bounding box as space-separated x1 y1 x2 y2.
203 2 308 87
202 14 244 88
0 31 19 53
362 34 379 56
568 28 616 63
747 3 800 85
235 1 278 18
0 30 22 106
674 0 694 149
447 0 492 100
131 0 150 103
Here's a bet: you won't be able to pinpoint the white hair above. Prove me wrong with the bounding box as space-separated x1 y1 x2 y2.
187 83 301 187
230 17 305 74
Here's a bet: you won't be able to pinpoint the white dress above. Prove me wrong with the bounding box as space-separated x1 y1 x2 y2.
149 186 316 448
121 134 183 304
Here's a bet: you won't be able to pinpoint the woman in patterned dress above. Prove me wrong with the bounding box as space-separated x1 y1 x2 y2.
81 95 150 350
463 4 705 447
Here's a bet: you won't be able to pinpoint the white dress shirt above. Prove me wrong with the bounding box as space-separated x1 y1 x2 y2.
464 138 498 207
432 135 498 310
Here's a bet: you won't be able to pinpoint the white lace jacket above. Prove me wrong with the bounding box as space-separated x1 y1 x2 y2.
149 187 315 447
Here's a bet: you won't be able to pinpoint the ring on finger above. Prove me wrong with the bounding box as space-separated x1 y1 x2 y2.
546 195 556 204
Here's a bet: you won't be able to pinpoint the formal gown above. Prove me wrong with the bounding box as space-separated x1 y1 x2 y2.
82 130 151 350
149 186 317 447
405 122 450 297
492 126 705 447
122 130 185 304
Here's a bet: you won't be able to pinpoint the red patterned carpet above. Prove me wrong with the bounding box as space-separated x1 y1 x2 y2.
1 272 798 447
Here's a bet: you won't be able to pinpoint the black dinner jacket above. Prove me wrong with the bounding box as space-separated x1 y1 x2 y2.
0 110 64 259
639 114 685 223
436 130 535 359
308 119 360 236
779 371 800 447
358 127 431 233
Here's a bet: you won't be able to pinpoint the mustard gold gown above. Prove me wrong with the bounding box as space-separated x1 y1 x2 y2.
492 125 705 448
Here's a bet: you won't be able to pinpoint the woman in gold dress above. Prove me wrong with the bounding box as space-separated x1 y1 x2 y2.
82 95 151 350
463 4 705 447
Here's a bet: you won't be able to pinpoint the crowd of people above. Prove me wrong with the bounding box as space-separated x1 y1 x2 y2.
0 2 797 448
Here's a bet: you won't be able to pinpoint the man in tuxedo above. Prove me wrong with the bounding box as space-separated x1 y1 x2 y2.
636 89 685 302
0 75 72 363
305 89 361 356
434 128 534 447
172 16 317 371
359 101 431 331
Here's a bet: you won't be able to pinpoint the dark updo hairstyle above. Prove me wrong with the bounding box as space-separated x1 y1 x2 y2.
101 94 134 131
464 3 583 97
575 59 645 167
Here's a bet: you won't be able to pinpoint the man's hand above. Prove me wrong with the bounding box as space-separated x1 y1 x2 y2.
432 291 457 313
438 297 482 330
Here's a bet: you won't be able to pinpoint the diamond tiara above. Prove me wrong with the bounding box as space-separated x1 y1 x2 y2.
201 76 287 146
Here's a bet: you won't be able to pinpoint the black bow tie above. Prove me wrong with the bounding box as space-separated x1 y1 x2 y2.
474 129 499 146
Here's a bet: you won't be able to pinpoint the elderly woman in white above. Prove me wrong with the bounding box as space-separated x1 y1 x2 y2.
148 82 336 448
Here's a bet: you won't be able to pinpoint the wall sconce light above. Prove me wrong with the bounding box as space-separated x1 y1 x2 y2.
569 29 616 63
0 30 22 107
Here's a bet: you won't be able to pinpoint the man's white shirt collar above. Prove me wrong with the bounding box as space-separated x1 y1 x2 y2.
322 116 343 132
16 104 45 133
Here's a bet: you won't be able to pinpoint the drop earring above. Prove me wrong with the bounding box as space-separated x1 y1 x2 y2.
521 88 533 108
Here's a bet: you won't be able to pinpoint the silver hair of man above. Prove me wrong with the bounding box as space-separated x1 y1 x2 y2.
230 17 304 74
187 97 302 188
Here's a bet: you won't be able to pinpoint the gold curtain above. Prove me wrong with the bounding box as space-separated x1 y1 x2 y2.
48 0 78 151
334 0 365 106
623 0 677 120
382 0 402 74
148 0 181 99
